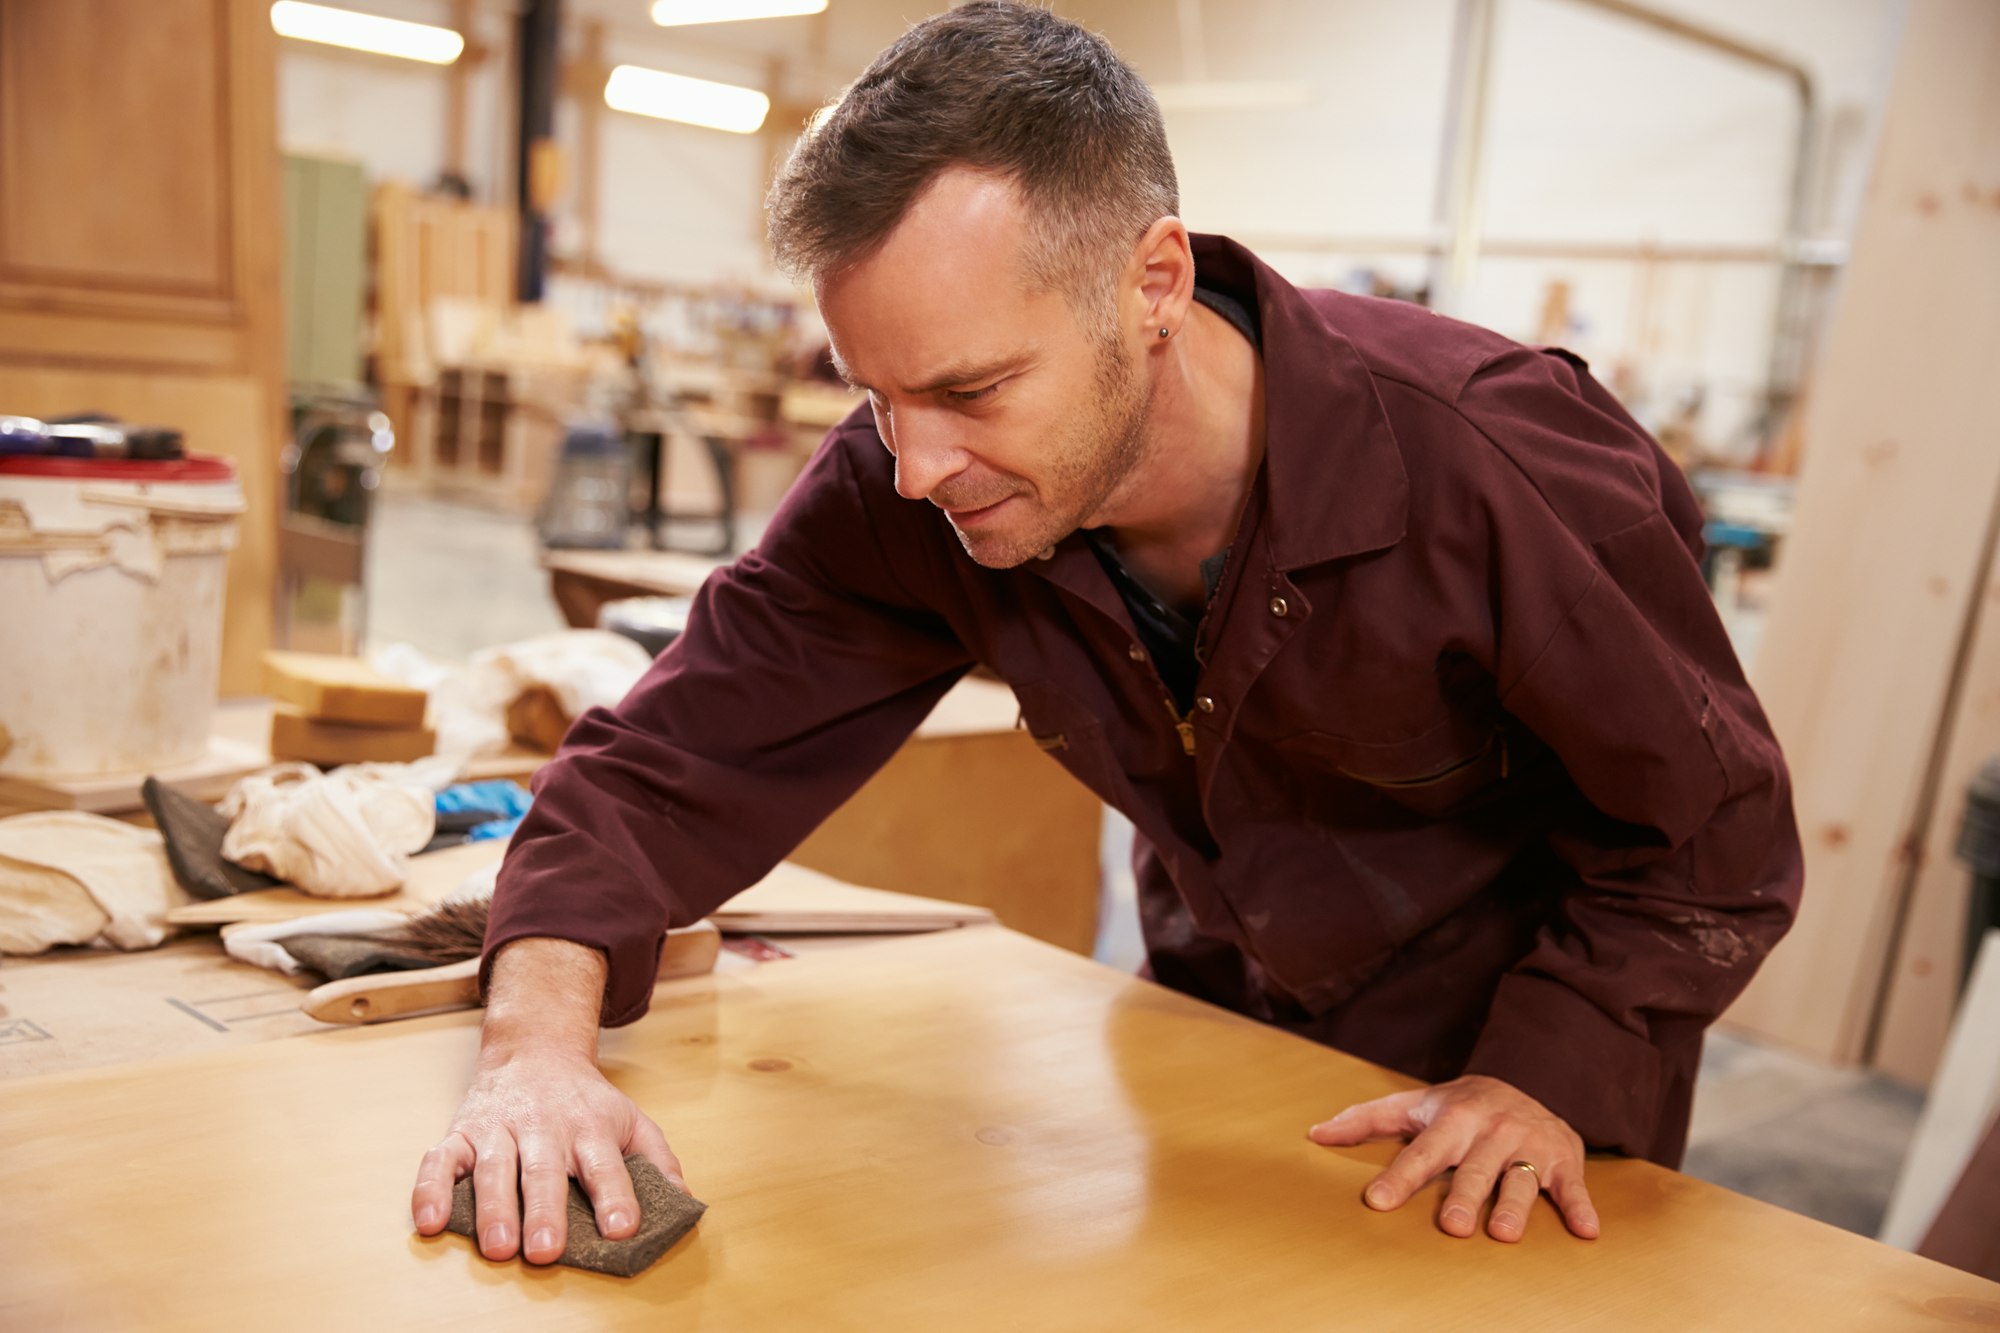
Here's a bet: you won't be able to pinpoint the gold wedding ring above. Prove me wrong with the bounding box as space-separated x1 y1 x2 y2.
1507 1160 1541 1185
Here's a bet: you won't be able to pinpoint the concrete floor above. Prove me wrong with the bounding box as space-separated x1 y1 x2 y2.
360 484 1924 1244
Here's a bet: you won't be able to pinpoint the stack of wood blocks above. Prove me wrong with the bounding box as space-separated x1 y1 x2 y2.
263 652 435 766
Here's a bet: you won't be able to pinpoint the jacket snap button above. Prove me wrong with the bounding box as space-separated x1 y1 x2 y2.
1269 596 1289 617
1195 695 1216 714
1127 643 1146 662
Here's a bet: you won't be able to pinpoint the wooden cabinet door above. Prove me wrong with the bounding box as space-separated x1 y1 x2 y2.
0 0 286 692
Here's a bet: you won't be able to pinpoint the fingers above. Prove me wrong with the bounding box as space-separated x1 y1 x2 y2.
1307 1088 1426 1146
1437 1138 1514 1240
628 1115 689 1194
1550 1166 1602 1240
516 1134 572 1265
411 1131 475 1235
1486 1160 1541 1243
574 1139 642 1241
470 1133 523 1261
1363 1118 1473 1212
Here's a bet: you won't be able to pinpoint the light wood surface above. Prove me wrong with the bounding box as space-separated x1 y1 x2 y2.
791 725 1105 955
1722 0 2000 1067
0 736 268 816
263 652 430 727
0 851 969 1082
268 703 438 766
0 926 1993 1329
1875 543 2000 1083
176 844 993 936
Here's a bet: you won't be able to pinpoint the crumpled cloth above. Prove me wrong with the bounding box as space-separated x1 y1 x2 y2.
373 631 652 759
142 776 282 900
222 908 416 975
0 811 190 953
219 759 454 898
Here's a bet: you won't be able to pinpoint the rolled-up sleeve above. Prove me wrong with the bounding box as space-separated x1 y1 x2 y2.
1452 347 1804 1156
479 426 971 1025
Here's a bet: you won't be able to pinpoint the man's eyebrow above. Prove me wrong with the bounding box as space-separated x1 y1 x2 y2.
904 352 1033 396
828 349 1033 396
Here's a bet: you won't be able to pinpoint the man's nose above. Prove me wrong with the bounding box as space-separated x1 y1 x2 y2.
887 410 969 502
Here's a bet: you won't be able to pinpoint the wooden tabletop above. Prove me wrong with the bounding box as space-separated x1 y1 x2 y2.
2 926 1994 1330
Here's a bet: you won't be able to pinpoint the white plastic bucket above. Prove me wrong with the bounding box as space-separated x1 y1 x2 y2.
0 455 245 779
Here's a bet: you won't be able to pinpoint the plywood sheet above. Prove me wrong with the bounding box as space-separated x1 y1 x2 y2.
1722 0 2000 1062
0 928 1993 1329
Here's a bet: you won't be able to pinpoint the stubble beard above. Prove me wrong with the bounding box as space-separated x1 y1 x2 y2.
949 337 1152 569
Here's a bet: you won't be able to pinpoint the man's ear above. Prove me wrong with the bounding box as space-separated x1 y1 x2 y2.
1126 217 1195 342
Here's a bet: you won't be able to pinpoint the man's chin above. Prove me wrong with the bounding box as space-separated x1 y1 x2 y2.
948 515 1069 569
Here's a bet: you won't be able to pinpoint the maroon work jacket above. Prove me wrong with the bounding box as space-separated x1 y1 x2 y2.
484 235 1803 1166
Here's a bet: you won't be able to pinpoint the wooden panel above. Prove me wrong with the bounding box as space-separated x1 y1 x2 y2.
1875 552 2000 1085
0 0 228 296
792 729 1104 956
0 304 248 373
1721 0 2000 1063
0 927 1994 1328
372 182 515 386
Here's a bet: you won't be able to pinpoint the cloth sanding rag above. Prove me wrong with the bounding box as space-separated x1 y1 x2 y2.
446 1155 706 1277
141 777 281 900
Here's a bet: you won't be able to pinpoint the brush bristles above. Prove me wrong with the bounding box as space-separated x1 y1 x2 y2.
381 895 493 966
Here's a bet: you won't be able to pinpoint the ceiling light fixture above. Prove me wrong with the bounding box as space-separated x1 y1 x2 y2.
650 0 828 27
269 2 465 64
605 64 771 135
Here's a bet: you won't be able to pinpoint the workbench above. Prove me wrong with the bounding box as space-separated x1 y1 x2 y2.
1 924 1994 1330
0 673 1107 957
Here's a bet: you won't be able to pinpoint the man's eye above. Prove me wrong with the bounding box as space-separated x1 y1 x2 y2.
946 383 1000 404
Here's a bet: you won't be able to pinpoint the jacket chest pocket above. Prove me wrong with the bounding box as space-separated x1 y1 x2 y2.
1010 679 1123 803
1277 681 1514 820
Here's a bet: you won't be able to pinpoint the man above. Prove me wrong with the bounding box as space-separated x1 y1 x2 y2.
412 2 1802 1265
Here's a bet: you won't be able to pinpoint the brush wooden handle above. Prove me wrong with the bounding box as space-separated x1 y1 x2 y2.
303 957 480 1024
302 921 724 1025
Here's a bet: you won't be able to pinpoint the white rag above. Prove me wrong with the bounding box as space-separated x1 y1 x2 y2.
372 630 652 759
222 908 416 976
0 812 190 953
219 760 449 898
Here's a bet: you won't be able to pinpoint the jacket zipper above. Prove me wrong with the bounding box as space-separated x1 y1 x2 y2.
1165 696 1197 756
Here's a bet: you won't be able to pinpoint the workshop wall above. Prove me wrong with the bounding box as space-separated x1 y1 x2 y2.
275 0 1902 452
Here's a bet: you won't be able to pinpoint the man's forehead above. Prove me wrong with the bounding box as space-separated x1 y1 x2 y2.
817 191 1062 391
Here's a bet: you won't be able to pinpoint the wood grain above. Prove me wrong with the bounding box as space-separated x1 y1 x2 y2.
0 0 226 295
1874 543 2000 1084
0 927 1993 1329
1722 0 2000 1065
263 652 430 727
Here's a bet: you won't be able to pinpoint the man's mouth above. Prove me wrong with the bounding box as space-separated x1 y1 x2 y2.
938 496 1014 526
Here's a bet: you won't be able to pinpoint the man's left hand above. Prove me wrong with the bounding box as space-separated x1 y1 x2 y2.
1307 1075 1600 1243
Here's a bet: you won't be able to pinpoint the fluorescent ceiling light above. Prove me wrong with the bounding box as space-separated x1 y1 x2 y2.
605 65 771 135
651 0 828 25
270 2 464 64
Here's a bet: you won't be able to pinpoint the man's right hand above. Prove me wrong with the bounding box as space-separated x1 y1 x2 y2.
410 937 685 1265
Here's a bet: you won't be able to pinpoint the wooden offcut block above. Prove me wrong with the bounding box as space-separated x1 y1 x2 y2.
269 704 435 766
262 652 428 727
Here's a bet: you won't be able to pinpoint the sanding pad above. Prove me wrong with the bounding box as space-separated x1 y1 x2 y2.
445 1154 705 1277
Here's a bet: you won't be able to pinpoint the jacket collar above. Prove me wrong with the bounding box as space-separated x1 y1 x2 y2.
1189 234 1408 571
